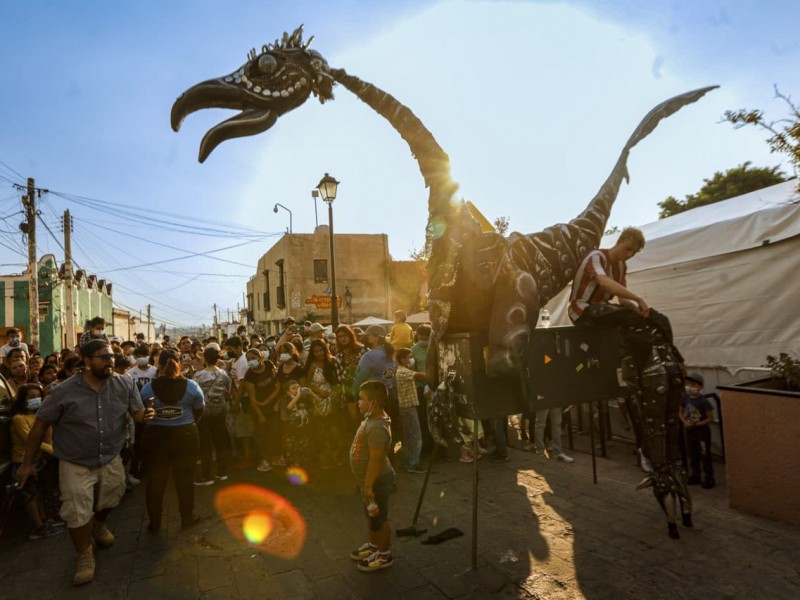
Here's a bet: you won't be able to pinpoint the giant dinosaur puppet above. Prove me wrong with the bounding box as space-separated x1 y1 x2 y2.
172 26 715 538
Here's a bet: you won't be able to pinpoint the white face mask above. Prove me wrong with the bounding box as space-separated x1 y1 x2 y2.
93 328 105 336
261 351 271 360
8 337 20 346
279 353 292 363
26 397 42 411
247 359 261 369
136 357 149 367
266 341 276 349
408 358 416 368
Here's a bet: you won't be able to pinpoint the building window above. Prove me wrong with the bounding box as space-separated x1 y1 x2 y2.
263 270 271 311
314 259 328 284
276 260 286 309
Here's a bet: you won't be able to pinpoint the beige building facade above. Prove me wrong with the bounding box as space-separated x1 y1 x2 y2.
247 227 393 335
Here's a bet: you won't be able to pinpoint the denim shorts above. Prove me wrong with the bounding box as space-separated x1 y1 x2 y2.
361 470 395 531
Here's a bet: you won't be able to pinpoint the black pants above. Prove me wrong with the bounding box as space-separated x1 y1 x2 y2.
686 426 714 480
198 414 232 480
144 424 199 528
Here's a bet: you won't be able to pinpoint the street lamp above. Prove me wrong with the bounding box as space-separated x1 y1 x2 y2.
273 203 293 233
317 172 340 329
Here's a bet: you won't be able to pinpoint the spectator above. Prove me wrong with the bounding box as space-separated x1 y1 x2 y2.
1 346 29 380
533 407 573 463
113 354 131 375
1 327 28 360
127 345 157 391
17 340 152 586
56 354 82 384
194 347 233 485
120 341 136 358
349 381 396 572
411 324 433 454
28 353 44 384
283 380 318 469
389 311 413 350
304 339 341 468
135 332 147 347
109 336 123 354
79 317 109 348
241 348 278 473
680 373 715 489
394 348 426 473
139 350 204 533
44 352 60 368
10 383 63 540
8 356 31 396
38 364 58 391
336 326 367 431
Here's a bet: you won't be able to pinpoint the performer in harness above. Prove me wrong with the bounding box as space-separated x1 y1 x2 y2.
568 227 694 539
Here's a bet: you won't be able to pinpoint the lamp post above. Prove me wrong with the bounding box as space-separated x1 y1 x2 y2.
317 173 340 329
273 203 293 233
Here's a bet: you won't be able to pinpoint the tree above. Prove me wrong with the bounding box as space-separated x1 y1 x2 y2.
493 216 510 236
657 162 788 219
723 87 800 190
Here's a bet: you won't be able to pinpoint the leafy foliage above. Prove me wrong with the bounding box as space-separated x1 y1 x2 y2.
723 87 800 191
657 162 787 219
493 216 510 236
765 353 800 391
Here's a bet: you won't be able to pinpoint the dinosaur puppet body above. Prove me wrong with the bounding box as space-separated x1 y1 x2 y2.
172 26 715 537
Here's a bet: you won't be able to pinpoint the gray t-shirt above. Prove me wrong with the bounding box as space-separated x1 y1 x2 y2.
36 372 144 468
349 415 393 481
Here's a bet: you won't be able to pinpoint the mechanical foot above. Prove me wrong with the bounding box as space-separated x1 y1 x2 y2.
668 523 680 539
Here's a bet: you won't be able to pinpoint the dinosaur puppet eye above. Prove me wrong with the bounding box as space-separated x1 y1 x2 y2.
257 54 278 74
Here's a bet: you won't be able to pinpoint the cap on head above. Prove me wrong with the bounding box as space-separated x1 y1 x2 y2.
365 324 385 338
686 372 704 387
309 322 325 334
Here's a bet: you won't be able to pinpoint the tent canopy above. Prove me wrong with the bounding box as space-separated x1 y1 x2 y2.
406 311 430 324
352 316 393 327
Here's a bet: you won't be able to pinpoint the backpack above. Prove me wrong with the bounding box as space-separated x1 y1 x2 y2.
197 371 230 417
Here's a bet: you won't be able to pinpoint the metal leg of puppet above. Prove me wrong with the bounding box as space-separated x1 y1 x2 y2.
589 403 598 485
472 418 479 570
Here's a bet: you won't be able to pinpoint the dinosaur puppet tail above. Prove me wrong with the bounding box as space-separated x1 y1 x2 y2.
508 85 718 309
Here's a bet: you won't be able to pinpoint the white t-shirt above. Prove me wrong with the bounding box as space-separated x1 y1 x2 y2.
1 342 28 359
231 354 249 383
126 365 158 391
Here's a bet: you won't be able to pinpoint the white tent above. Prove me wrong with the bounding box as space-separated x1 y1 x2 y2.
547 180 800 381
406 311 430 324
352 316 393 327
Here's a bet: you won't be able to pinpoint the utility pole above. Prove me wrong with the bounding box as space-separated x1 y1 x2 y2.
63 210 76 349
146 304 152 342
23 178 39 348
212 303 218 339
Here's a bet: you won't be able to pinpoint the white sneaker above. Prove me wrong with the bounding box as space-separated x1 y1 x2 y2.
556 453 574 463
638 448 652 473
257 460 273 472
126 474 140 487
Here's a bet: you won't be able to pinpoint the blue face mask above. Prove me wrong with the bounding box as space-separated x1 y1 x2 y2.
26 397 42 411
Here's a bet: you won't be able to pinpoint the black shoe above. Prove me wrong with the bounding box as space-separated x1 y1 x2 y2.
702 478 716 489
489 453 510 463
687 476 701 485
668 523 680 539
682 514 693 528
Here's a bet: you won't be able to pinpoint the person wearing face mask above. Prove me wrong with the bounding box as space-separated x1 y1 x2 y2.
78 317 110 349
241 349 279 472
127 346 157 391
17 340 154 585
679 373 715 489
10 383 64 540
1 327 29 360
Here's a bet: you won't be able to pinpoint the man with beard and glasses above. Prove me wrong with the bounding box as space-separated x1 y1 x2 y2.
16 340 154 586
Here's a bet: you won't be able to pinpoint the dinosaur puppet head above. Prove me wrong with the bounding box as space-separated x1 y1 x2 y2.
171 25 333 162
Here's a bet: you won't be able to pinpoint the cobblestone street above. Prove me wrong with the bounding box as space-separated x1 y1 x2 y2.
2 433 798 599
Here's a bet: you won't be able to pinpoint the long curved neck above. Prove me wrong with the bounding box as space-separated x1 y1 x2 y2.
329 68 459 220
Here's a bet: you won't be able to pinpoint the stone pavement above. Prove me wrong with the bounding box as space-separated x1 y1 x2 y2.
1 432 799 599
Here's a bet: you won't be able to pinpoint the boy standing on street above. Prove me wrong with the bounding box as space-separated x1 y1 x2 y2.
679 373 715 489
349 381 396 572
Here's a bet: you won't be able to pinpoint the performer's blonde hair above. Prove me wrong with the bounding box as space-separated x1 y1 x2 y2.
618 227 645 251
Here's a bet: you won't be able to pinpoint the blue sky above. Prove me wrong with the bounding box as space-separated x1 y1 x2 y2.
1 0 797 328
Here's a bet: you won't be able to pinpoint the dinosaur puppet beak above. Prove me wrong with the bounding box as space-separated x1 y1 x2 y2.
171 77 277 163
